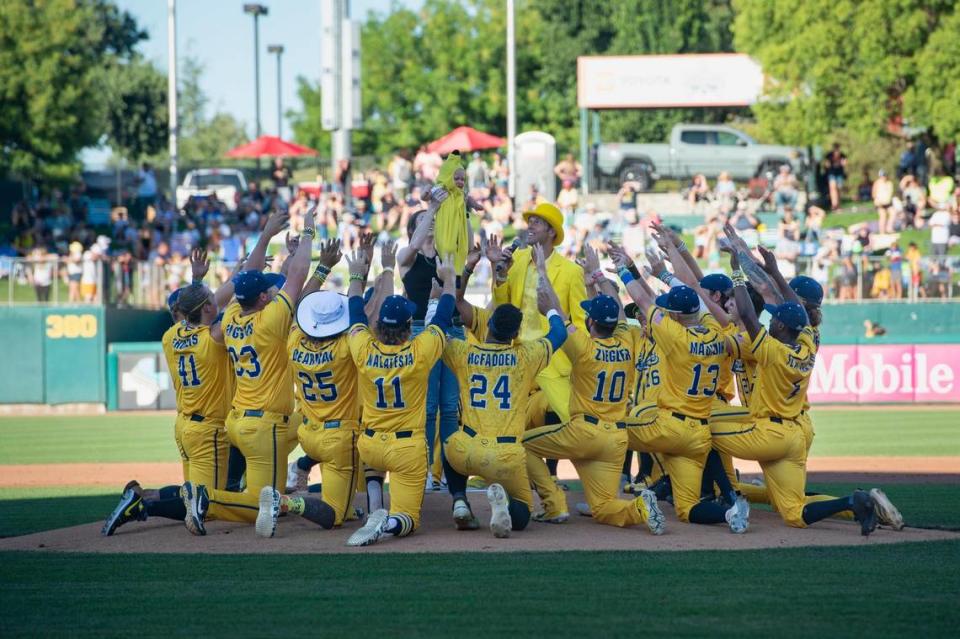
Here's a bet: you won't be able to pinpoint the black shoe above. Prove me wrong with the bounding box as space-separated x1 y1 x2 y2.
181 481 209 536
648 475 673 502
102 480 146 536
851 490 877 537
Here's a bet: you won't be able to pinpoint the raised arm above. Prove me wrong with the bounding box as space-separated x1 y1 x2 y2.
431 253 457 332
756 245 800 305
729 251 761 340
654 221 703 281
579 243 623 320
609 246 656 314
246 210 291 272
346 250 369 327
280 208 316 300
722 222 783 304
456 239 483 329
397 190 445 270
366 240 397 333
299 239 342 301
533 245 568 325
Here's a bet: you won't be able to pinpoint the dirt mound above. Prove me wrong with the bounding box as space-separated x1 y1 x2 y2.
2 489 956 555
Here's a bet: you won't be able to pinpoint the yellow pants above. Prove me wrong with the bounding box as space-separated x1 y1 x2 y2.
357 429 427 529
621 404 711 522
535 372 571 424
626 404 667 483
525 390 549 430
287 410 304 458
711 416 808 527
299 419 360 526
444 430 532 508
178 414 259 523
523 416 647 528
174 417 189 482
222 409 292 523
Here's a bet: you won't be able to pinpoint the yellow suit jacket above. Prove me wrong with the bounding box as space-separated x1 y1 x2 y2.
492 247 587 378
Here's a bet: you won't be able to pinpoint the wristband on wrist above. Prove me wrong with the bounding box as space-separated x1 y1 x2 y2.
464 266 474 276
349 273 365 282
628 264 642 278
618 267 635 285
316 264 331 274
731 269 747 287
302 227 316 239
658 270 672 285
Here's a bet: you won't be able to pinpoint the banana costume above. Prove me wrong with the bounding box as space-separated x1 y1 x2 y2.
434 151 471 272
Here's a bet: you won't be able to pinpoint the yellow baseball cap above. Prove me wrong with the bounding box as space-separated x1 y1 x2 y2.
522 202 564 246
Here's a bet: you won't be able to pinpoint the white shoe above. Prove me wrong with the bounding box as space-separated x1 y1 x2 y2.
575 502 593 517
347 508 389 546
639 489 665 535
256 486 281 538
285 461 309 494
870 488 904 530
452 499 480 530
486 484 512 538
425 471 434 493
725 495 750 534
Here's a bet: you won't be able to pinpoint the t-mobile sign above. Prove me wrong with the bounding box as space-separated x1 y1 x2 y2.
808 344 960 403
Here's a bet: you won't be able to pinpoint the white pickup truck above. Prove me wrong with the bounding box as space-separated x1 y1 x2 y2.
594 124 807 191
175 169 248 211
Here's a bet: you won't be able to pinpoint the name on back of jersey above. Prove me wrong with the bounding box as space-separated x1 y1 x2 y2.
468 351 517 367
292 348 334 366
224 322 254 339
172 334 199 350
366 352 414 369
689 340 726 356
595 347 631 363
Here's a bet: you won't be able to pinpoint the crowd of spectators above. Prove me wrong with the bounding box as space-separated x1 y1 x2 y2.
3 136 959 305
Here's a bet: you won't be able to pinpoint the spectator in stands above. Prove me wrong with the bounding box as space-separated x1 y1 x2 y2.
66 241 83 302
924 261 950 299
617 176 640 224
729 200 759 230
773 164 799 213
779 206 801 242
824 143 847 210
522 184 546 213
687 174 710 211
714 171 737 214
949 209 960 248
490 151 509 188
906 242 923 297
872 169 895 233
929 205 951 257
466 152 489 192
898 141 917 179
928 168 954 209
869 261 893 299
896 174 927 229
483 185 513 235
27 246 56 302
557 179 579 221
414 146 442 183
554 153 582 187
856 168 873 202
886 241 904 300
135 163 158 220
272 158 291 187
837 255 858 300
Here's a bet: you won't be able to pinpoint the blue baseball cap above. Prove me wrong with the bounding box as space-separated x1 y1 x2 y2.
580 294 620 327
232 270 286 302
655 285 700 314
700 273 734 293
167 288 182 311
789 276 823 306
378 294 418 327
764 302 809 331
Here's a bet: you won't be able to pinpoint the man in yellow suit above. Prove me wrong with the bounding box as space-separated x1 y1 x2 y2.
488 202 586 485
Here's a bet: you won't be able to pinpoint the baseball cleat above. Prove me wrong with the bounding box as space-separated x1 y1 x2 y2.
725 495 750 534
486 484 513 538
285 461 309 494
638 489 666 535
532 510 570 524
851 490 878 536
452 499 481 530
575 502 593 517
869 488 904 530
256 486 282 538
346 508 389 546
181 481 208 536
102 480 146 536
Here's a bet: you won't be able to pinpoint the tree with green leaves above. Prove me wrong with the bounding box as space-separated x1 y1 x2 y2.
101 58 169 161
0 0 147 180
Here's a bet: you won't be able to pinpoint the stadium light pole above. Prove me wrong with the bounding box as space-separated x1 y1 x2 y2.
506 0 516 201
267 45 285 138
167 0 178 193
244 3 268 174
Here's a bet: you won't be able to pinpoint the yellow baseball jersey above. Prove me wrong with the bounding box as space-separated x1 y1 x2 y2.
443 334 552 438
287 328 360 424
716 323 738 401
801 326 820 412
467 304 493 344
161 322 232 421
729 328 759 408
647 307 730 418
631 333 663 405
563 323 639 423
348 323 445 433
745 326 816 419
222 290 295 414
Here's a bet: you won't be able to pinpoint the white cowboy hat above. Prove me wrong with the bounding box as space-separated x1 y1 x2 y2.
296 290 351 339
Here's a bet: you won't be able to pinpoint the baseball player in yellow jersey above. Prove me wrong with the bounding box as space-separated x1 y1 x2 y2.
707 249 879 535
520 246 665 534
344 251 457 547
614 258 749 532
162 289 190 481
441 272 568 537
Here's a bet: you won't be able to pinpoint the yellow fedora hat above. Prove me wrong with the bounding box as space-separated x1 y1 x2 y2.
522 202 564 246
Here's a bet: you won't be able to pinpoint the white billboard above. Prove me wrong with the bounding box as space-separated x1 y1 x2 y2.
577 54 763 109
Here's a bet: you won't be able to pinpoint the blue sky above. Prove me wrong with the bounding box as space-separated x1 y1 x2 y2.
85 0 420 167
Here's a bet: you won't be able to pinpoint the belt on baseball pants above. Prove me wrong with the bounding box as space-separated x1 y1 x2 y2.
189 413 205 422
672 412 709 425
364 429 412 439
461 425 516 444
581 414 625 429
243 409 289 423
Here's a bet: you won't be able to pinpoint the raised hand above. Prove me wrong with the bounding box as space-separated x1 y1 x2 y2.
190 247 209 282
578 242 601 274
532 244 548 275
345 250 367 280
605 242 633 273
263 210 291 238
756 245 778 275
485 234 504 263
435 253 456 286
465 240 482 272
318 238 342 269
230 252 248 277
285 232 300 255
646 246 666 278
381 239 398 271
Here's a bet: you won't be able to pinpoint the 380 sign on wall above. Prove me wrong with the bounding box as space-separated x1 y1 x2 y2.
808 344 960 404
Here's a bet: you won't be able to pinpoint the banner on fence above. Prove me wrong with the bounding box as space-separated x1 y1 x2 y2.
809 344 960 403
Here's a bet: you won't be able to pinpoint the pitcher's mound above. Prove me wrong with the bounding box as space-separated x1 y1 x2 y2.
2 490 956 554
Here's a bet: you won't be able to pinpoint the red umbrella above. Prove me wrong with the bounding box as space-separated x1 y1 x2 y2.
425 126 506 155
225 135 318 158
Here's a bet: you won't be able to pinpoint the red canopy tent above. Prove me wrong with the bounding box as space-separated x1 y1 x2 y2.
225 135 318 158
425 126 506 155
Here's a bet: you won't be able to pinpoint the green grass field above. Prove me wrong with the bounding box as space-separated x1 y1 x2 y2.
1 407 957 636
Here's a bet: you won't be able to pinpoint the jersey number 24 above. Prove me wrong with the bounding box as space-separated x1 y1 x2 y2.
469 374 511 409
